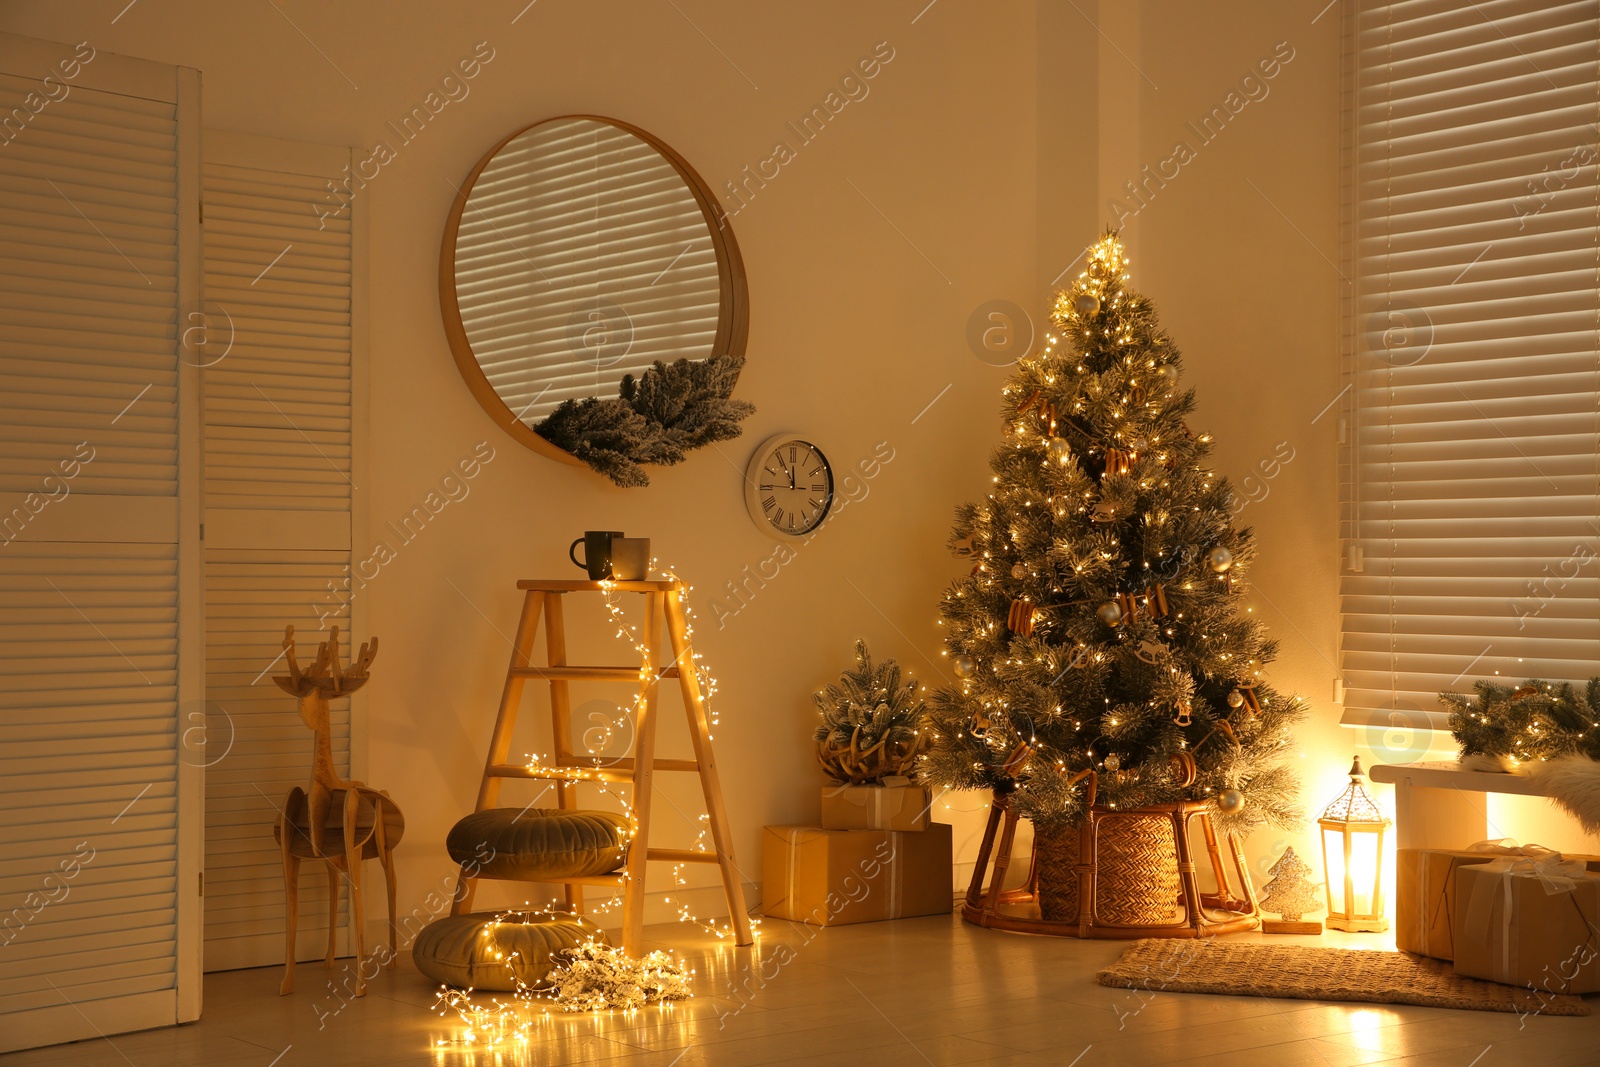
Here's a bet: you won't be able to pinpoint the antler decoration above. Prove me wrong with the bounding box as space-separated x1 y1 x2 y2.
274 625 379 698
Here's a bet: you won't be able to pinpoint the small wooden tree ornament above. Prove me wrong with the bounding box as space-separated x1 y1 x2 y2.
1260 845 1322 934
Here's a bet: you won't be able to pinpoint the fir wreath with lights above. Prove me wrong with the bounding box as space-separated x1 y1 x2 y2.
1446 677 1600 764
920 233 1306 838
1445 677 1600 835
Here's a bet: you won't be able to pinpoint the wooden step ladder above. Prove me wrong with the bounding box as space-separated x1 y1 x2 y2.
451 579 754 953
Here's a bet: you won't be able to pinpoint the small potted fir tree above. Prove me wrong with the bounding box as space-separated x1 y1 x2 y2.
814 639 931 831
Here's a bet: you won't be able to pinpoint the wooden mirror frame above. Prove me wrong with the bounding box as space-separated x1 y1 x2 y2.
439 115 749 469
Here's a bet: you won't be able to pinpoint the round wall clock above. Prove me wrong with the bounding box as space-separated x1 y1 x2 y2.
744 434 834 540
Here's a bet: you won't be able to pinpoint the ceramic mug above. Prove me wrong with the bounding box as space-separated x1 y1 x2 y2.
610 537 651 581
569 530 624 580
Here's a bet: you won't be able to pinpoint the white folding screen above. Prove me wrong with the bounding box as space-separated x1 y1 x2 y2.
0 33 202 1052
199 131 365 971
1341 0 1600 731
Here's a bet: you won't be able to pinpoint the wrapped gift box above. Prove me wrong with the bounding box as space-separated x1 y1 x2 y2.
1452 860 1600 995
819 781 931 832
1397 844 1600 961
763 823 952 926
1395 848 1500 960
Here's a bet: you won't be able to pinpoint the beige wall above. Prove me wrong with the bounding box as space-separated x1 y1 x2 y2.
3 0 1383 927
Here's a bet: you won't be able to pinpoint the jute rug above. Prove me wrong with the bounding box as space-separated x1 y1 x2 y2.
1097 940 1590 1016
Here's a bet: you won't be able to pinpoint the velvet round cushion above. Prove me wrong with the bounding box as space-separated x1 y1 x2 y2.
412 912 598 991
446 808 629 880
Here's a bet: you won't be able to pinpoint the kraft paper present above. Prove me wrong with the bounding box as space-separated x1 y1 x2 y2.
1396 849 1500 960
1452 859 1600 995
1397 842 1599 961
819 782 932 832
762 823 953 926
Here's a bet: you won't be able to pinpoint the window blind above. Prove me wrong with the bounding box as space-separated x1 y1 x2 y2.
1340 0 1600 733
453 118 722 422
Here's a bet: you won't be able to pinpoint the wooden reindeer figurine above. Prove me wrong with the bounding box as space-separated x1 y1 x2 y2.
272 625 402 997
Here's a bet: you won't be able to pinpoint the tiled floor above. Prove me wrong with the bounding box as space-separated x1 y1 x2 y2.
5 914 1597 1066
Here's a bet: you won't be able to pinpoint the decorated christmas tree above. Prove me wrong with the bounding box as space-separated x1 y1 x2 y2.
920 233 1306 837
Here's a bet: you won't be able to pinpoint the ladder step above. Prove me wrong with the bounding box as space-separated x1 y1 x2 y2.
575 755 699 773
486 763 632 784
510 665 681 681
646 849 720 864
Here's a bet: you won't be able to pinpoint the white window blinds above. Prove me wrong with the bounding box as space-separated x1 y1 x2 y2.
1341 0 1600 732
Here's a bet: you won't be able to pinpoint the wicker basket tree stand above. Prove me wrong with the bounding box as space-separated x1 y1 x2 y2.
963 790 1260 938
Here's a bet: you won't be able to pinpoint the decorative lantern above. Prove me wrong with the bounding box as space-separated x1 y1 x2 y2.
1318 756 1390 932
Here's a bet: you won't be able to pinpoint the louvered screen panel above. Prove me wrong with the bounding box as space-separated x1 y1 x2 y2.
0 72 178 497
454 118 721 421
0 32 197 1051
200 132 361 971
201 550 350 969
203 161 352 510
0 544 179 1012
1340 0 1600 730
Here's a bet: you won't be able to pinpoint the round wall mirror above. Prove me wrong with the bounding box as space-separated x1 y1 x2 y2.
440 115 749 481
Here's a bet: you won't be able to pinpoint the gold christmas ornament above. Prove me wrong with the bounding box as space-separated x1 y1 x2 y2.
1097 600 1123 627
1011 563 1027 579
1227 689 1245 709
1157 365 1179 390
1216 787 1246 815
953 655 976 678
1103 753 1121 772
1207 546 1234 573
1104 448 1136 476
1073 293 1101 317
1047 436 1072 461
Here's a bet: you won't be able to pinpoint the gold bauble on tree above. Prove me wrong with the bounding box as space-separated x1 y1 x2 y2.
953 655 976 678
1073 293 1101 317
1208 546 1234 573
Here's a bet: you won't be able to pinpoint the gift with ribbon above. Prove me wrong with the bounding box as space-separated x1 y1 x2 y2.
762 822 954 927
1452 848 1600 993
1395 839 1565 961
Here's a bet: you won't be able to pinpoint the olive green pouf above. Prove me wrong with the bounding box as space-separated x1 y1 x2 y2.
446 808 629 881
412 912 600 991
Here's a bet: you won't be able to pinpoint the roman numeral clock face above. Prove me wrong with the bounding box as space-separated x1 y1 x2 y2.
744 435 834 540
